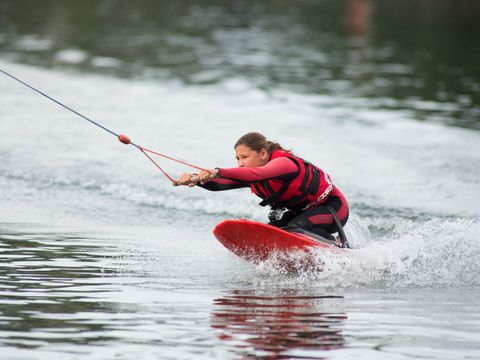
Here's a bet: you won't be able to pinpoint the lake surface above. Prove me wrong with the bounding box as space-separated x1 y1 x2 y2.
1 1 479 359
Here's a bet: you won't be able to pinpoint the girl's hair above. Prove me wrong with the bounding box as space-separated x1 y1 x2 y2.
234 132 290 155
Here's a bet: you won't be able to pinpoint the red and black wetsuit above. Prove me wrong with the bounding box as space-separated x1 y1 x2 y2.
199 150 349 240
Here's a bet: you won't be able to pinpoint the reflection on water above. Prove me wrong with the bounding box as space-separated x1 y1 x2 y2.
211 290 346 359
0 227 118 348
0 226 348 359
0 0 479 129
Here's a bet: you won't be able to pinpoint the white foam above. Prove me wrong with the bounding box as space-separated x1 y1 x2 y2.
91 56 123 68
253 217 480 288
15 35 52 51
55 49 89 64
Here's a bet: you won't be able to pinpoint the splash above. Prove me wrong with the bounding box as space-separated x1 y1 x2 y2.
252 217 480 288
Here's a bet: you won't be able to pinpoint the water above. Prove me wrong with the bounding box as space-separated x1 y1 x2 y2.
1 1 479 359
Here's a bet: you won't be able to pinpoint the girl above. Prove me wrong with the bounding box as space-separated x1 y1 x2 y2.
175 132 349 245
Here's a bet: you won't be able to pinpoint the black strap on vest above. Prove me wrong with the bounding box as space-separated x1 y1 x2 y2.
257 165 320 210
258 177 291 208
326 205 350 248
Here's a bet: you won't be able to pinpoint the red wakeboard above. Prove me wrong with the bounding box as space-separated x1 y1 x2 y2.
213 219 343 265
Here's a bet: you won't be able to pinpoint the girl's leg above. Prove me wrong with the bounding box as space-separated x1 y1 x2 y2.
286 194 349 240
267 210 298 228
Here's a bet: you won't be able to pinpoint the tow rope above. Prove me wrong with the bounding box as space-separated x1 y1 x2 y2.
0 67 210 184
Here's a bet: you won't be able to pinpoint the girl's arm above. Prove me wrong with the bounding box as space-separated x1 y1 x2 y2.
176 157 299 189
218 157 299 182
197 178 249 191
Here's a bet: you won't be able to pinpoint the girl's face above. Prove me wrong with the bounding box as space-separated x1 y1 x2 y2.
235 145 269 167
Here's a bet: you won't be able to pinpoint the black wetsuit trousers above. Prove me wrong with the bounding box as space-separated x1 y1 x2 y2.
268 194 349 241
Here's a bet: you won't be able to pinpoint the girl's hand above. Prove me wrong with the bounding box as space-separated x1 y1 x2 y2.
198 168 219 184
174 173 197 187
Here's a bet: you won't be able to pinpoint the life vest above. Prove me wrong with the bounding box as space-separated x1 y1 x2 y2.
250 150 333 211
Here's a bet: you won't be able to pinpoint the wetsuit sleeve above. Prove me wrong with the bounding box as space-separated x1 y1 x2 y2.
197 178 249 191
218 157 299 182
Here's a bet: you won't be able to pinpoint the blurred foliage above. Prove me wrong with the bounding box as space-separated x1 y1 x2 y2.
0 0 479 129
